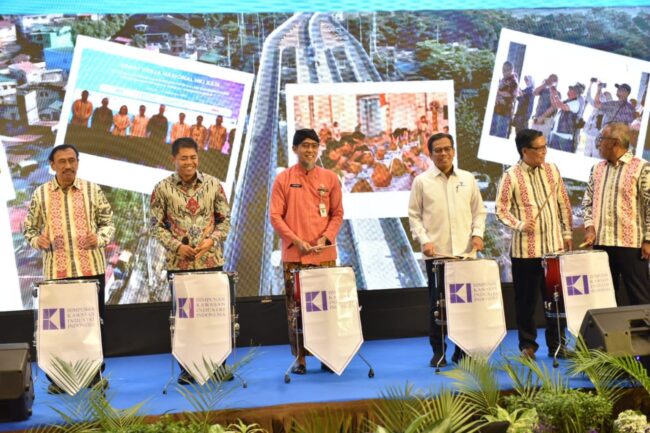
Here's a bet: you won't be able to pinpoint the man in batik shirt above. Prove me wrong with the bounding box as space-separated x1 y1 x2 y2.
149 137 231 384
24 143 114 393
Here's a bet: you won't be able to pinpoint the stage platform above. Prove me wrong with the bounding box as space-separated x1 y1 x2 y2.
1 330 592 432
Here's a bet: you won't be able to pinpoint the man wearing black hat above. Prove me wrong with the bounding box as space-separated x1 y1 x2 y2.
594 82 636 126
270 128 344 375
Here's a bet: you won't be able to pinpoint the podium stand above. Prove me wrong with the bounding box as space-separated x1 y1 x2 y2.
284 266 374 384
34 279 103 396
544 250 617 366
442 259 506 364
163 270 245 393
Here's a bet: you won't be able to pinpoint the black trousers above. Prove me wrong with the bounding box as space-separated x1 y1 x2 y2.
425 260 462 358
511 257 565 353
594 245 650 306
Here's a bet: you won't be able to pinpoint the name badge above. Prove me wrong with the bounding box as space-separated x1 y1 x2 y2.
290 184 302 188
319 203 327 217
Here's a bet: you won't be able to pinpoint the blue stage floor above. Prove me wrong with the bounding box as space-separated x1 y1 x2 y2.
1 330 592 432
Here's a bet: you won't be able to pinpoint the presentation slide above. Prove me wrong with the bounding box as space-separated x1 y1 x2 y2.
286 81 455 219
56 36 254 197
1 7 649 309
479 28 650 182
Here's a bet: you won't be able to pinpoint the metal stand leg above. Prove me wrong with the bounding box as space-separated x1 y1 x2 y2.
230 303 247 389
552 288 562 369
284 306 302 384
162 311 176 394
163 275 177 394
357 352 375 378
435 293 446 374
31 284 42 389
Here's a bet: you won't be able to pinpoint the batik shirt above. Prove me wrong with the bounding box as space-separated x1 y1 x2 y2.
150 172 231 271
23 177 115 280
496 161 573 258
582 152 650 248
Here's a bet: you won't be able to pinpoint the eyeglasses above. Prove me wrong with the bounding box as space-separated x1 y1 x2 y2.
527 145 547 152
596 136 618 144
432 146 454 154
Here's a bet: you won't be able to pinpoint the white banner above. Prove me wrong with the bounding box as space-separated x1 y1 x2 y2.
36 280 103 396
172 271 231 385
300 267 363 375
445 259 506 358
559 250 617 336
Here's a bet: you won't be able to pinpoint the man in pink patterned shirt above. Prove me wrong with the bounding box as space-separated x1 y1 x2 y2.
24 144 114 393
582 122 650 305
496 129 573 361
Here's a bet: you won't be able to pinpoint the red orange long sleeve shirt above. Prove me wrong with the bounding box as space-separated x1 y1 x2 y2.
270 164 343 264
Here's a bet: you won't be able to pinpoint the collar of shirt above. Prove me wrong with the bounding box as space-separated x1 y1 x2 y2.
294 164 318 176
519 160 541 172
610 151 633 167
430 164 455 178
172 171 204 186
51 176 81 191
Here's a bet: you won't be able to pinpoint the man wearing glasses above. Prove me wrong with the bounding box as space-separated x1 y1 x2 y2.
582 122 650 305
408 132 487 367
495 129 573 360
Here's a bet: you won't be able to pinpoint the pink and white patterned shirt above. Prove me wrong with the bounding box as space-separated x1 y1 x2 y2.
496 161 573 258
582 152 650 248
23 177 115 280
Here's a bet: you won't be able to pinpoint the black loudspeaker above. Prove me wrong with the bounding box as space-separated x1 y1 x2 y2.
579 305 650 356
0 343 34 421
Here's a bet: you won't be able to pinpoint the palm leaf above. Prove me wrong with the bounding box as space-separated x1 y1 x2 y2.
177 350 256 427
408 388 481 433
369 383 421 433
441 355 500 415
502 353 569 395
566 338 627 405
500 358 540 402
225 419 267 433
48 356 101 396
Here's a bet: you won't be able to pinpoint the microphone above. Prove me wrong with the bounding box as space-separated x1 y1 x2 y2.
181 236 190 246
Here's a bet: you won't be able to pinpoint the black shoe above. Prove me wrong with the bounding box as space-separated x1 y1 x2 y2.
430 354 447 368
521 347 536 361
451 349 467 364
291 363 306 375
320 362 334 373
549 347 574 359
177 370 196 385
47 382 64 395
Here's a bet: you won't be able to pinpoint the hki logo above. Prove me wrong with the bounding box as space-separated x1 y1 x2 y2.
43 308 65 330
449 283 473 304
305 290 329 312
178 297 195 318
566 275 590 296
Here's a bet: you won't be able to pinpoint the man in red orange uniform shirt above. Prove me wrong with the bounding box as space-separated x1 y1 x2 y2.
270 128 344 375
